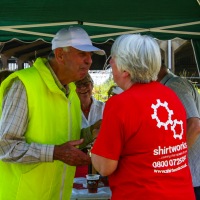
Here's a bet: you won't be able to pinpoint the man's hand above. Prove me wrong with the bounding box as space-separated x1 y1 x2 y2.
53 139 91 166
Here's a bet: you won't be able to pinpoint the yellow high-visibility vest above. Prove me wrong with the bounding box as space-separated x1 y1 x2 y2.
0 58 81 200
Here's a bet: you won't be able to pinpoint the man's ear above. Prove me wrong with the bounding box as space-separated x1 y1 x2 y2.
54 48 64 64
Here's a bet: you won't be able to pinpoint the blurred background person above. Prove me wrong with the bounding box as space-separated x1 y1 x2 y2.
75 73 104 128
75 73 104 177
157 61 200 200
91 34 195 200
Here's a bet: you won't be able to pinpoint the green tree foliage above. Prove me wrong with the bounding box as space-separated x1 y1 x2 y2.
93 76 115 102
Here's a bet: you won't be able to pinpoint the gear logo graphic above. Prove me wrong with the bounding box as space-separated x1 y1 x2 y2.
151 99 173 130
171 119 183 140
151 99 184 140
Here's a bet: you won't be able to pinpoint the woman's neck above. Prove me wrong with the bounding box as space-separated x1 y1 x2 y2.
81 98 92 118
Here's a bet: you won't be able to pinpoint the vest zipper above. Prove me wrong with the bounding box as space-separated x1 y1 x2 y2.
60 99 71 200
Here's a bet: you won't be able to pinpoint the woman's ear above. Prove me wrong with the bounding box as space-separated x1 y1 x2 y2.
122 70 130 78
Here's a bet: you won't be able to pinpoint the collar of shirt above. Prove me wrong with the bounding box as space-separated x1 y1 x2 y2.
160 72 176 85
46 61 69 95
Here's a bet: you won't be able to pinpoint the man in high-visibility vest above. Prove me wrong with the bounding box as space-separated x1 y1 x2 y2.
0 26 105 200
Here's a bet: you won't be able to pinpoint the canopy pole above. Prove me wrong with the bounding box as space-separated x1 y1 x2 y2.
191 39 200 77
168 40 172 70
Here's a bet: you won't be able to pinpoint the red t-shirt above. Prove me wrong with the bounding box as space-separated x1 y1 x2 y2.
92 82 195 200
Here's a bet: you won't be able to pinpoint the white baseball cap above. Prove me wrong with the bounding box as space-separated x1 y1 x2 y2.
51 26 105 55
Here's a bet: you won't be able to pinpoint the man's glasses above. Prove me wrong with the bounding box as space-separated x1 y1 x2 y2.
76 81 91 89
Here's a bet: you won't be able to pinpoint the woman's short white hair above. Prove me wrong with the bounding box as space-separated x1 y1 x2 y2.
111 34 161 83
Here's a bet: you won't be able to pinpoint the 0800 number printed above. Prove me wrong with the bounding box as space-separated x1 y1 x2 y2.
152 155 186 168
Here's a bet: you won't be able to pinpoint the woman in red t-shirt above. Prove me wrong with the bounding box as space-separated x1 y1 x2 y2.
91 34 195 200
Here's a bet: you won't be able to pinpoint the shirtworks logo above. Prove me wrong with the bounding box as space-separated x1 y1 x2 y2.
151 99 183 140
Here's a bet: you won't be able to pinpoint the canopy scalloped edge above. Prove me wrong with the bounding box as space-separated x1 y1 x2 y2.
0 21 199 40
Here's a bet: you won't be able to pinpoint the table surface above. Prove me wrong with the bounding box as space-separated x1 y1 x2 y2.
71 177 111 200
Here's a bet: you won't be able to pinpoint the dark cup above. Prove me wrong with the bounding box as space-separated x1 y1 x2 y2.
86 174 100 193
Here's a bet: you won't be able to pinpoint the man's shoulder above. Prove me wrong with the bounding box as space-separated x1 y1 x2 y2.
168 76 187 82
14 67 38 83
163 74 193 89
168 76 195 89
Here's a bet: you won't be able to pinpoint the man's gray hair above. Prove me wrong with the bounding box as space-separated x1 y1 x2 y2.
48 47 70 60
111 34 161 83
